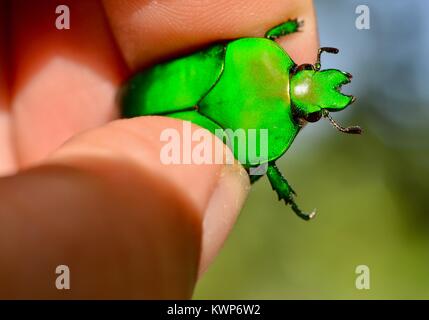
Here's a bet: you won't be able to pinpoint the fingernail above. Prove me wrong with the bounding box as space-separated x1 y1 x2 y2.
199 162 250 276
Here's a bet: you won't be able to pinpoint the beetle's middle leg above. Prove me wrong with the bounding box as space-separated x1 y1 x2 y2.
265 19 303 40
266 162 316 221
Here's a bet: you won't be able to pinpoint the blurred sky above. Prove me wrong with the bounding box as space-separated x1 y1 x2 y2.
312 0 429 148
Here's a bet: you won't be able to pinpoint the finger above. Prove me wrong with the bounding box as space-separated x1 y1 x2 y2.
10 0 127 168
49 116 250 279
0 116 249 298
0 0 15 174
103 0 319 70
0 0 9 111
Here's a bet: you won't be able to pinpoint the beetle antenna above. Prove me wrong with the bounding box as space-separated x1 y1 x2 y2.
315 47 339 71
323 110 362 134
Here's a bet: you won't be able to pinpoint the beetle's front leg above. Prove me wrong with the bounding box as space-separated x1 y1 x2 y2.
266 162 316 221
265 19 303 40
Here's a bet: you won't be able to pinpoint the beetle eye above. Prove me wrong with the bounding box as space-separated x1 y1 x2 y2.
304 111 322 123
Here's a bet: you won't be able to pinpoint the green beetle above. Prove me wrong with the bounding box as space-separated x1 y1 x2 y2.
121 19 361 220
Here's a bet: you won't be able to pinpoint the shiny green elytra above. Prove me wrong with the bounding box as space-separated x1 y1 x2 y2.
121 20 361 220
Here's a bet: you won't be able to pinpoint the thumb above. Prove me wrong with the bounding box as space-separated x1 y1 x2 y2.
0 116 249 299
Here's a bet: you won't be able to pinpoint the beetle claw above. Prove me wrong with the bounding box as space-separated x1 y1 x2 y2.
308 209 317 220
290 203 317 221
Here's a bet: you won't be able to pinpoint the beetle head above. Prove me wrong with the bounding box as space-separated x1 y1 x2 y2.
289 47 361 134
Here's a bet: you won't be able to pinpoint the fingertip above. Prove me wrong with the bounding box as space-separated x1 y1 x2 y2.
276 1 319 64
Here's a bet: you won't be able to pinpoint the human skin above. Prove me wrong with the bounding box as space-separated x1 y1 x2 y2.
0 0 318 298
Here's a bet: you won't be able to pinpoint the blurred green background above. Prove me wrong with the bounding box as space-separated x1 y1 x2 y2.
195 0 429 299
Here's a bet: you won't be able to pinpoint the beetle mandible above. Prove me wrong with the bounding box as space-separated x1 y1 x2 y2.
121 19 362 220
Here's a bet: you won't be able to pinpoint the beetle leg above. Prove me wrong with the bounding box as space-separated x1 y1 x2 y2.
265 19 303 40
266 162 316 221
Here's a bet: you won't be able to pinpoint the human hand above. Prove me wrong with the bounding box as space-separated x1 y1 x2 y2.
0 0 318 298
